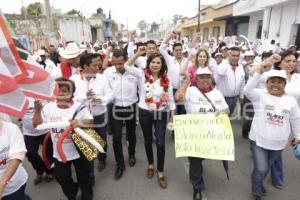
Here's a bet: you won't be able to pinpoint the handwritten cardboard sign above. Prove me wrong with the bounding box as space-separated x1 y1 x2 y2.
173 114 235 161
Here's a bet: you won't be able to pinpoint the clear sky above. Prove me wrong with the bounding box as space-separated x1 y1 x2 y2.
0 0 223 29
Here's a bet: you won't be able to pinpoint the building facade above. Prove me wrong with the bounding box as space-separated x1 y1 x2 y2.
233 0 300 48
178 0 247 41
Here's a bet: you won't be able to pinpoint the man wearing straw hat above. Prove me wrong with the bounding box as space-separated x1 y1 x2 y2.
60 42 85 79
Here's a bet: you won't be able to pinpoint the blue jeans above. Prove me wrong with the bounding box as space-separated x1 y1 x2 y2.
271 155 284 186
2 184 31 200
250 140 282 196
224 96 238 116
139 108 167 172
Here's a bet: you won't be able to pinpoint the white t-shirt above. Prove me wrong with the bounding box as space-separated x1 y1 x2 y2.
22 98 48 136
244 74 300 150
0 121 28 197
42 101 93 161
184 87 228 114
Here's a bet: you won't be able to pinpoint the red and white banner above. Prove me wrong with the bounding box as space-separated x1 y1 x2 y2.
0 9 57 118
0 58 28 118
0 11 28 81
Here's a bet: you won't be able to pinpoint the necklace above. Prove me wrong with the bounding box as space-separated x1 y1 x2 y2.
144 68 170 109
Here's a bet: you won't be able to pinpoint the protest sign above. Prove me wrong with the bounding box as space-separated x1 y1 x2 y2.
173 114 235 161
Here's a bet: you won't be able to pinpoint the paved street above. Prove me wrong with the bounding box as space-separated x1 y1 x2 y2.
24 120 300 200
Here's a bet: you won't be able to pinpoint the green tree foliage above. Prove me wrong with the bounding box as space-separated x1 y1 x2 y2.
26 2 42 16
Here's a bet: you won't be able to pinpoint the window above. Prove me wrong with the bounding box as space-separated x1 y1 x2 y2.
203 28 209 42
256 20 263 39
213 26 220 39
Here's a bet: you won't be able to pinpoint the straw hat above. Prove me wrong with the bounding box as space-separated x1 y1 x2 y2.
59 42 84 59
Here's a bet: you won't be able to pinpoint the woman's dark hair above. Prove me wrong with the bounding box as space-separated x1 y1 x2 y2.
195 48 209 67
55 77 76 98
146 53 168 77
273 50 299 73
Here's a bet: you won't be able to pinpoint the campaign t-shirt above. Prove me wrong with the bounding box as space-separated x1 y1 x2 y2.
0 121 28 197
42 101 93 161
185 87 228 114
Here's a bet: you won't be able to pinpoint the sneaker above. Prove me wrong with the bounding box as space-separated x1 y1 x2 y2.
44 174 54 182
33 174 43 185
273 184 283 190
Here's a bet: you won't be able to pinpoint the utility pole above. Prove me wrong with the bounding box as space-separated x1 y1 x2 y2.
197 0 201 32
44 0 54 33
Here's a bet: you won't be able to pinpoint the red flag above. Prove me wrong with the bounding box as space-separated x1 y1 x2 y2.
0 10 58 101
18 59 59 101
0 58 28 118
0 10 27 81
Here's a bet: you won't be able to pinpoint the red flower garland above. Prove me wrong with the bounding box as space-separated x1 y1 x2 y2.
144 68 170 109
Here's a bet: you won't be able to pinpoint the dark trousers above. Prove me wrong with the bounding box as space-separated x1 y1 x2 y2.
225 96 238 116
188 157 205 192
54 156 93 200
139 108 167 172
111 104 137 166
2 184 31 200
93 114 108 162
241 97 254 138
24 134 53 175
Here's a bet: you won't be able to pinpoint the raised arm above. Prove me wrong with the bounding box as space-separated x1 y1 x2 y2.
102 45 113 71
188 32 201 49
127 30 137 58
244 61 272 101
32 99 43 128
175 75 190 103
124 46 147 79
159 31 175 64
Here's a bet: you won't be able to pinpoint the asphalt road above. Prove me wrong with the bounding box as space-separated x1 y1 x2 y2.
24 120 300 200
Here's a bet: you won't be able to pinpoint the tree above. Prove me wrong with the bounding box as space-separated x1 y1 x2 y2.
26 2 42 16
137 20 147 31
67 9 82 16
149 22 159 33
140 31 146 38
172 14 183 25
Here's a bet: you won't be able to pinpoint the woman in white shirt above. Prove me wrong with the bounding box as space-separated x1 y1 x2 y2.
33 78 94 200
244 63 300 200
124 47 175 189
269 50 300 189
175 67 229 200
0 120 30 200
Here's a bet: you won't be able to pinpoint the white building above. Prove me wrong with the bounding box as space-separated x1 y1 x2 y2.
233 0 300 49
58 15 92 44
